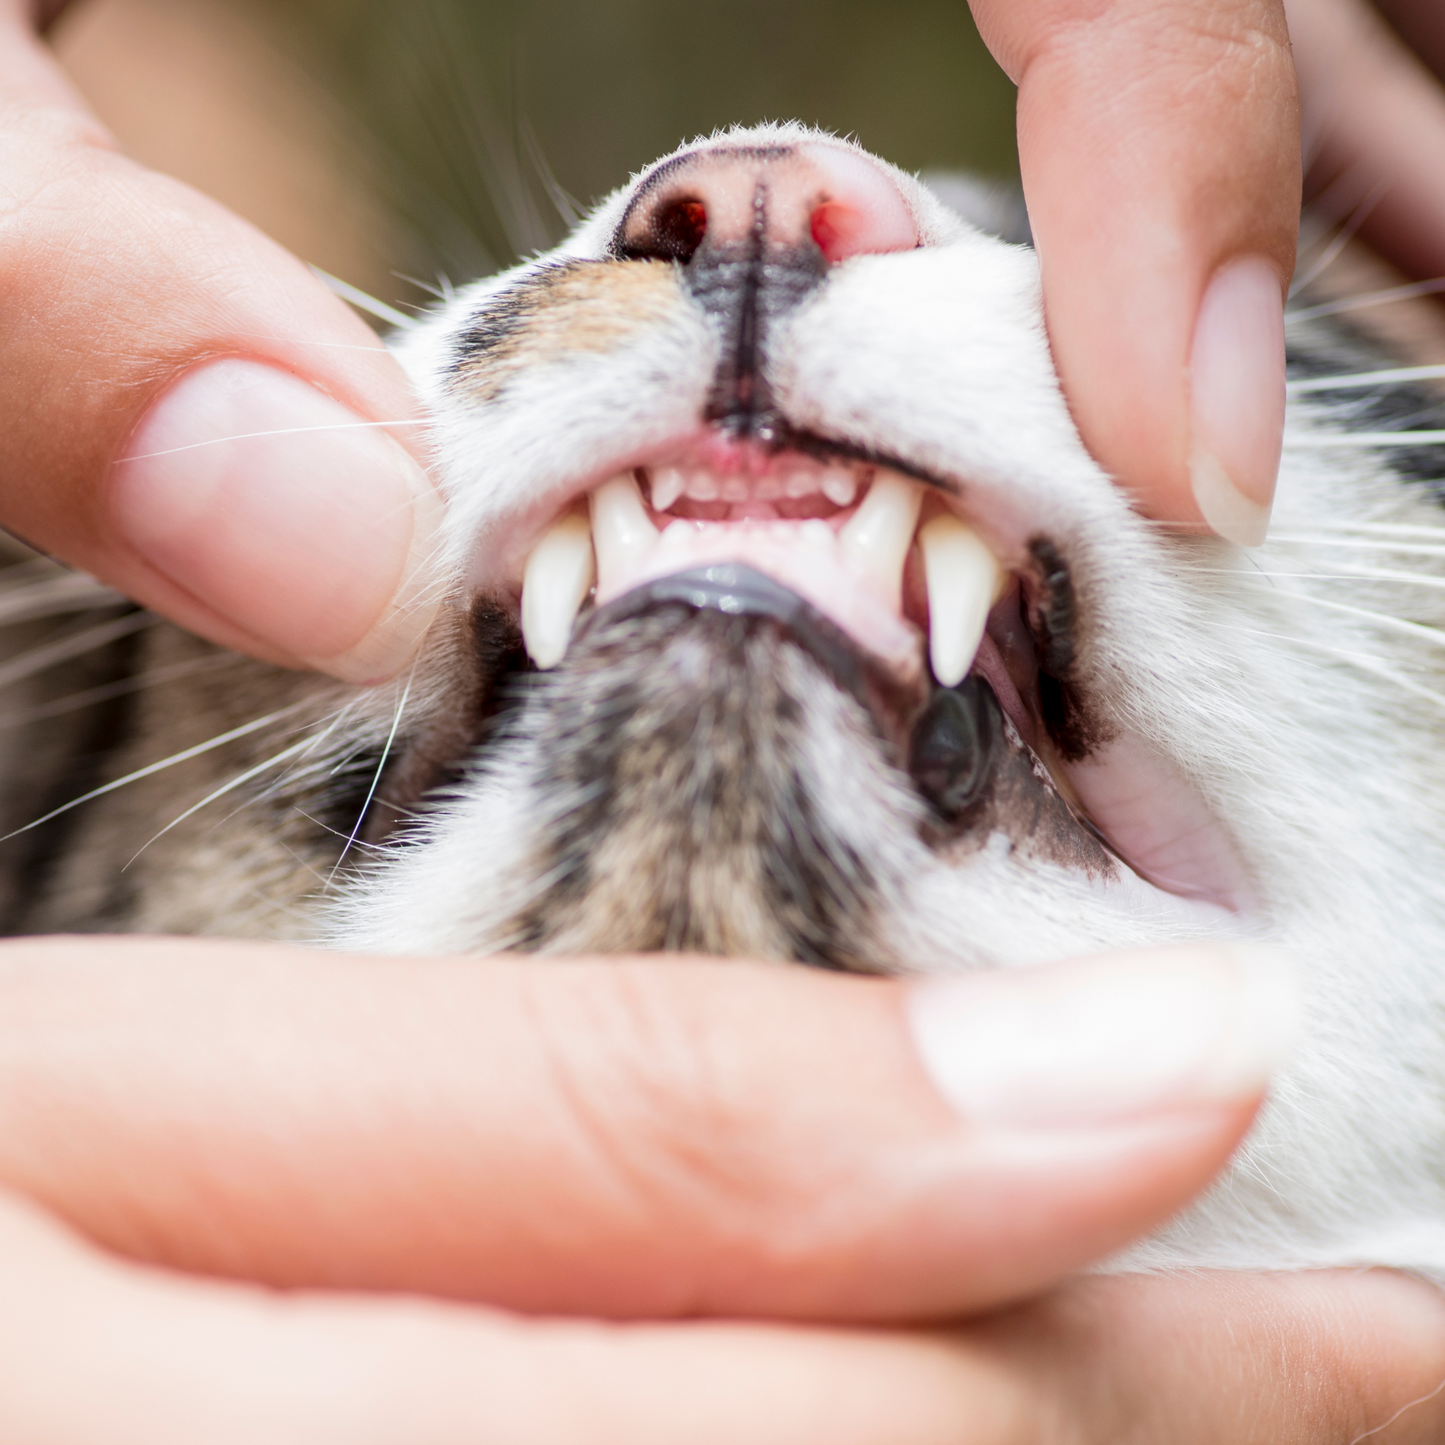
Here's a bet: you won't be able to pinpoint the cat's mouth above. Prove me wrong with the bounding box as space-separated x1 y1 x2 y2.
488 434 1251 921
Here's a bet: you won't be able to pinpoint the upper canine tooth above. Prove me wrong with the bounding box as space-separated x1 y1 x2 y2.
919 514 1004 688
649 467 685 513
590 471 661 594
521 512 595 669
820 468 858 508
838 470 923 607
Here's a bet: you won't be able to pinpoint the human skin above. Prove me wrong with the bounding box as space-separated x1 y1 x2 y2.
0 0 1444 1438
0 937 1440 1442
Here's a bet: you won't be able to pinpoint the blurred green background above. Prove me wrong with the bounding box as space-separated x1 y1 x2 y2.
313 0 1020 273
56 0 1019 300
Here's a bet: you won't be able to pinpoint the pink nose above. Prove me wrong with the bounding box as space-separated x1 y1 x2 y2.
616 142 918 265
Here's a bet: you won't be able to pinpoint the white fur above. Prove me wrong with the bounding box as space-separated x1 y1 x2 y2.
328 126 1445 1278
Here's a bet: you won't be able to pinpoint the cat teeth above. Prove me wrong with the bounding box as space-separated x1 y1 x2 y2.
649 467 685 513
519 466 1004 681
838 469 923 608
820 468 859 507
918 514 1004 687
520 512 596 669
590 471 661 593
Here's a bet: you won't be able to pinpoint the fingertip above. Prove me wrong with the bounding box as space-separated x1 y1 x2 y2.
985 0 1299 533
111 358 445 683
1188 256 1286 547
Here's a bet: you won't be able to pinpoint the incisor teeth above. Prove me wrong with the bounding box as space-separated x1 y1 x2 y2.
838 470 923 607
520 512 595 669
919 513 1004 687
590 471 661 593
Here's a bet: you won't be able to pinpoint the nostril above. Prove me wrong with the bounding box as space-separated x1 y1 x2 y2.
810 202 863 264
797 144 919 262
624 195 708 263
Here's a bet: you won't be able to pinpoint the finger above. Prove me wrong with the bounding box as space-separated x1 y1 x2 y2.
970 0 1299 545
0 1185 1039 1445
1289 0 1445 288
0 936 1294 1322
972 1270 1445 1445
0 10 442 684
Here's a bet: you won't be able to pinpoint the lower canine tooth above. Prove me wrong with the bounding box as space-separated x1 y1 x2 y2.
919 514 1004 687
838 469 923 607
521 513 595 669
591 472 661 594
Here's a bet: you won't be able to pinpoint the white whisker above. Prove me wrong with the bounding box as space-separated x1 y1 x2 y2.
1288 276 1445 322
1287 364 1445 394
0 570 123 624
0 650 240 730
120 418 427 463
329 663 417 882
1228 627 1445 712
1289 180 1389 296
1283 430 1445 447
291 807 388 854
0 612 155 692
124 727 340 868
1233 584 1445 653
311 266 418 331
1183 563 1445 590
1268 533 1445 555
1270 522 1445 539
0 700 315 843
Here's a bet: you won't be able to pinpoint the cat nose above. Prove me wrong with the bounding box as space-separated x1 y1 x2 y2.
615 143 918 265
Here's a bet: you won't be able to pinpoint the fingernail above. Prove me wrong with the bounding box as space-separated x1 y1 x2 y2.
1188 257 1286 548
112 359 443 684
906 944 1299 1129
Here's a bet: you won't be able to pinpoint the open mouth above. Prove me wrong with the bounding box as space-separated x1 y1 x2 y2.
520 438 997 689
500 432 1251 921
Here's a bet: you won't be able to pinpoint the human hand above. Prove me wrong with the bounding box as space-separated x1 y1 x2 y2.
0 0 442 684
969 0 1445 554
967 0 1299 548
0 936 1439 1441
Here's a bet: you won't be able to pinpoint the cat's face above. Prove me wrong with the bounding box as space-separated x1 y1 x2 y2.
14 125 1445 1276
326 125 1363 980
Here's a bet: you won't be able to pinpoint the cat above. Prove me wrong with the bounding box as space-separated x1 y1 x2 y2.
2 123 1444 1279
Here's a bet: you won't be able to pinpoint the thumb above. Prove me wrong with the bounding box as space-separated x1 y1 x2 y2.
0 937 1298 1321
0 8 442 684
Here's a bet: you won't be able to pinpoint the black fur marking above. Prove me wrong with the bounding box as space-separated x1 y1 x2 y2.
617 166 826 443
449 259 586 370
690 192 826 442
469 596 533 738
3 612 144 932
358 597 531 848
1025 536 1100 763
